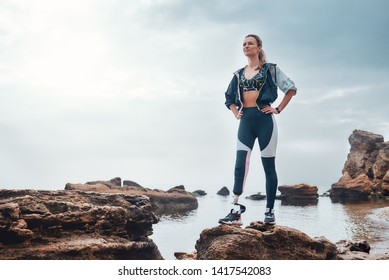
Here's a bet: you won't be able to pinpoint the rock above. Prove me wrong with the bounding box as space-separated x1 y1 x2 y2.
123 180 143 188
246 193 266 200
217 187 230 196
336 240 389 260
86 177 122 188
336 240 370 253
383 170 389 195
320 190 331 197
192 190 207 197
278 184 318 205
65 183 111 192
174 251 197 260
332 130 389 200
194 222 337 260
65 179 198 216
0 189 163 260
167 185 186 193
331 173 372 200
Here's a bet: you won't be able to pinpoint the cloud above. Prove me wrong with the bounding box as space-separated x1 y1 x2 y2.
0 0 388 190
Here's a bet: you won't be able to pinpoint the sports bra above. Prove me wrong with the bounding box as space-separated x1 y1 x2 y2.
239 71 263 92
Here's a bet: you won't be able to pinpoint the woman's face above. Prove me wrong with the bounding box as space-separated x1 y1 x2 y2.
243 36 261 57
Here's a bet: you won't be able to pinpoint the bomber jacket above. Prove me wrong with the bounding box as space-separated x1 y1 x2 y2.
224 63 297 110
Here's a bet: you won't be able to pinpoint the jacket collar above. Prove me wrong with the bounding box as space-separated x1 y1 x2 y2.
234 63 275 77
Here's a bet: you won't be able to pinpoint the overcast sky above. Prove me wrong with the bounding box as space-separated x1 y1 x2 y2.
1 0 388 193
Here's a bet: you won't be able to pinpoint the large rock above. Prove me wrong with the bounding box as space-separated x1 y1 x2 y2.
66 178 198 216
194 222 337 260
332 130 389 200
176 223 389 260
217 186 230 196
278 184 318 205
0 189 163 260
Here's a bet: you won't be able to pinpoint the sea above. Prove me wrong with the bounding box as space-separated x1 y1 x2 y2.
151 186 389 260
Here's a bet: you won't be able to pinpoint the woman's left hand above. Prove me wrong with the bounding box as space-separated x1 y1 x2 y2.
261 106 278 114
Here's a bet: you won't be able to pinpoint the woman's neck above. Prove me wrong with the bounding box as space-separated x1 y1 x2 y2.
247 56 261 70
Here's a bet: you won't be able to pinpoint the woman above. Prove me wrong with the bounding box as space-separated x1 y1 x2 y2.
219 34 297 225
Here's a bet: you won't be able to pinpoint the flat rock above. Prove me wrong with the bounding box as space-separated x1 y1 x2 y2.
277 184 318 205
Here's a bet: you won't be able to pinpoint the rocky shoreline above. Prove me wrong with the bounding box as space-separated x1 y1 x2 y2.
0 129 388 260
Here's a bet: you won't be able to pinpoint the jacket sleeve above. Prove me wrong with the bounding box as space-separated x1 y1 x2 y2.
224 74 238 109
270 65 297 95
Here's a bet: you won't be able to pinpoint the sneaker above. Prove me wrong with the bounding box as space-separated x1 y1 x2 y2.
264 209 275 225
219 209 242 225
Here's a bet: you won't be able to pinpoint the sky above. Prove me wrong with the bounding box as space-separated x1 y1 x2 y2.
1 0 388 193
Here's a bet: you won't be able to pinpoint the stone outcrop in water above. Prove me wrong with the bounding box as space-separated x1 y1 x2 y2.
278 184 318 205
192 190 207 197
65 178 198 215
331 130 389 200
0 189 163 260
217 187 230 196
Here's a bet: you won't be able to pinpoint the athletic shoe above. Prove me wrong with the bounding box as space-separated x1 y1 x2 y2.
219 209 242 225
264 209 275 225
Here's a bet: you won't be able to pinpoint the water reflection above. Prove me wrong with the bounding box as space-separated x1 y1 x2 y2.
280 198 318 206
334 199 389 254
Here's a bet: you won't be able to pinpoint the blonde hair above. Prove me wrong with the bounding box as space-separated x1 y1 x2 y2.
245 34 267 66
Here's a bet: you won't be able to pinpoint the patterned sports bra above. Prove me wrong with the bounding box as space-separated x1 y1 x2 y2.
239 71 263 92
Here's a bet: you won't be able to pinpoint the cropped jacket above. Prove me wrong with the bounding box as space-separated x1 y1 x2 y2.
224 63 297 110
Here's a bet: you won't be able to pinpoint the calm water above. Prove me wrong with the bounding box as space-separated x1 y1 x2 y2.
151 190 389 260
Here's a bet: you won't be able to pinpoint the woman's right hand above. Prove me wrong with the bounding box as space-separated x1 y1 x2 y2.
230 105 243 120
235 110 243 120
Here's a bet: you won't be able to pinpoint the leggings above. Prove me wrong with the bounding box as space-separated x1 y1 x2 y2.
233 107 278 209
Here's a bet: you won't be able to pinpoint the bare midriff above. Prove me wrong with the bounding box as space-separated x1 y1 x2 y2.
243 90 259 107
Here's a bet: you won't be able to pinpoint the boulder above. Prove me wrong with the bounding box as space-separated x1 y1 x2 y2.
0 189 162 260
194 222 337 260
65 179 198 216
192 190 207 197
217 187 230 196
331 130 389 199
167 185 186 193
278 184 318 205
123 180 143 188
